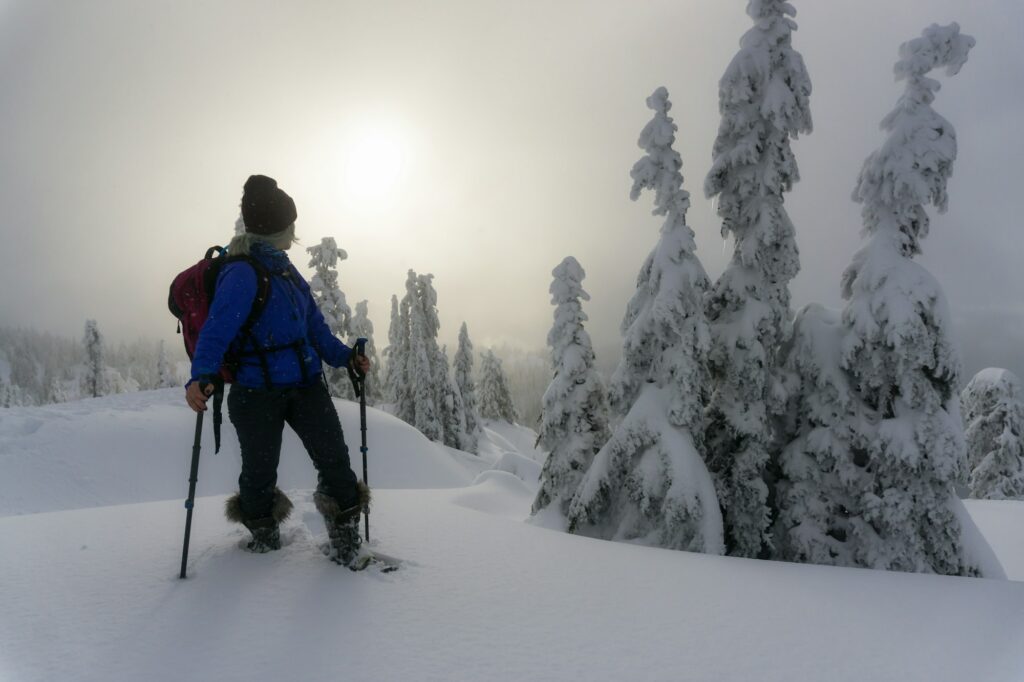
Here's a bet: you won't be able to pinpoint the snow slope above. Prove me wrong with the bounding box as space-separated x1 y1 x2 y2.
0 388 472 516
2 391 1023 682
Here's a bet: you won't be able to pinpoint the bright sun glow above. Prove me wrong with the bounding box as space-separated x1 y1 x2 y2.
342 125 409 207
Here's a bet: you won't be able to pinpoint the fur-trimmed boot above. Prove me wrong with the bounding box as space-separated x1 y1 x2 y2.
225 488 293 553
314 482 370 567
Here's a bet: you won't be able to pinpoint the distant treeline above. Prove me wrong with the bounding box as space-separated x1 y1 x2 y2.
0 325 188 407
0 325 555 421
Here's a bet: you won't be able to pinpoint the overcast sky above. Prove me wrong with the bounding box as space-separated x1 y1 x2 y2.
0 0 1021 380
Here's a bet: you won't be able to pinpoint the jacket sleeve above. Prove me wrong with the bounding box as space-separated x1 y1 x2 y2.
190 263 258 383
305 283 352 369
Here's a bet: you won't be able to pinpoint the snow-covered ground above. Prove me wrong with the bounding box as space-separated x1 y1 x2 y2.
2 390 1023 681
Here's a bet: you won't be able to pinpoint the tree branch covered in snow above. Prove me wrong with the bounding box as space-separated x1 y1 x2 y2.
961 369 1024 501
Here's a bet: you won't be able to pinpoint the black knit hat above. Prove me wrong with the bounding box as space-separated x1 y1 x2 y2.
240 175 297 235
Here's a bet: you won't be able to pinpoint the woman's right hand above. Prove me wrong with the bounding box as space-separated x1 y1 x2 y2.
186 381 215 413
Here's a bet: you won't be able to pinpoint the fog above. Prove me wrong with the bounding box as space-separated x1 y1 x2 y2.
0 0 1020 382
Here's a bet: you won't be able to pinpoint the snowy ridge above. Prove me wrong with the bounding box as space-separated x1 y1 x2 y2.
0 388 472 516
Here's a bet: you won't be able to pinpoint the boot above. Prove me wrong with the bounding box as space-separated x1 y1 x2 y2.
225 488 293 554
314 482 370 567
242 517 281 553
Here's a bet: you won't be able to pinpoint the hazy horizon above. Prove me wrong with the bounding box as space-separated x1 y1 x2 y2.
1 0 1021 381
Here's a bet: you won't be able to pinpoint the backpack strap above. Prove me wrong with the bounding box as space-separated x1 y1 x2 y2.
232 262 312 388
220 254 274 389
207 253 273 449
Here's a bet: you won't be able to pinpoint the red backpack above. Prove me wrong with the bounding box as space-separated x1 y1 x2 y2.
167 246 272 383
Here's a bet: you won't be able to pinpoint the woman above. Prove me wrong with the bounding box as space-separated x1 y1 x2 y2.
185 174 370 567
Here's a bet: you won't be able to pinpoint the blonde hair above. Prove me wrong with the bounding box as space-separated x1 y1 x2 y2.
227 223 297 256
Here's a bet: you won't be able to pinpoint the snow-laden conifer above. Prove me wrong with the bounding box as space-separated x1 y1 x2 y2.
533 257 610 518
478 350 519 423
157 340 176 389
350 300 382 406
438 346 468 450
774 304 866 566
961 369 1024 501
702 0 812 558
83 320 106 398
307 237 353 399
395 271 446 442
382 295 402 404
567 87 722 553
838 23 978 575
393 280 417 426
453 322 482 453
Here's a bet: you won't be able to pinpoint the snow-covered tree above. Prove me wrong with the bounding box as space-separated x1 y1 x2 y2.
567 87 722 553
382 295 402 404
961 369 1024 501
392 270 449 443
157 340 176 389
838 23 978 575
702 0 813 558
453 322 482 453
393 281 416 426
349 300 382 406
533 257 611 518
83 319 106 398
439 346 467 450
45 375 68 404
409 273 443 440
478 349 519 423
307 237 353 399
774 304 867 566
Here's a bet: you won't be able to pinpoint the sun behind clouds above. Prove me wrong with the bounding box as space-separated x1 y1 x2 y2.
340 122 411 209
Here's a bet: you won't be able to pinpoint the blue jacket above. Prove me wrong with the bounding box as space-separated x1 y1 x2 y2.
189 242 352 388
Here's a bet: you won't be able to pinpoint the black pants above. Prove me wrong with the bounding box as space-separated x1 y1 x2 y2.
228 379 359 521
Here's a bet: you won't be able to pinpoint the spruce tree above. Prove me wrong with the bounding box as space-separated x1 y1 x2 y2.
83 319 106 398
382 295 402 404
838 24 978 575
478 350 519 423
395 270 446 442
961 369 1024 501
394 277 417 426
775 304 864 566
350 300 382 405
157 340 176 389
439 346 468 450
453 322 483 453
533 256 611 518
307 237 353 399
567 87 722 553
702 0 813 558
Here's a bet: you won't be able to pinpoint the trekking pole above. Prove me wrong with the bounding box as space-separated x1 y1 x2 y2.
180 409 204 579
355 338 370 542
180 379 218 579
348 337 372 540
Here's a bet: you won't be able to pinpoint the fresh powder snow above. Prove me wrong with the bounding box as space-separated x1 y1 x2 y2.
1 389 1023 681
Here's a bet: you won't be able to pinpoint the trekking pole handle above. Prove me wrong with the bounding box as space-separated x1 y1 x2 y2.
354 338 368 376
197 375 222 396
